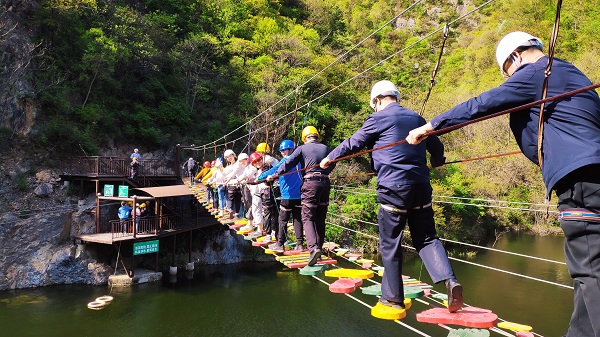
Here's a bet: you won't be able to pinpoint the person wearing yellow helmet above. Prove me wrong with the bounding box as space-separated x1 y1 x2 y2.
269 125 334 265
256 143 279 166
301 125 319 143
130 156 140 179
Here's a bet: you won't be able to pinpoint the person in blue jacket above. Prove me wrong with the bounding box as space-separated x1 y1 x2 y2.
407 31 600 337
117 201 133 235
258 139 304 253
321 80 462 314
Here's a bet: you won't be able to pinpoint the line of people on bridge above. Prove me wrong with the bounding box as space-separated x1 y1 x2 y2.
192 30 600 336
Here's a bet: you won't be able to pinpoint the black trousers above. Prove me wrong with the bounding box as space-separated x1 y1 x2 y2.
377 184 455 304
301 178 330 251
261 188 278 235
555 165 600 337
277 199 303 245
227 186 242 215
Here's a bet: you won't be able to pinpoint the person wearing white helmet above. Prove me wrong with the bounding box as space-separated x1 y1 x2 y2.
407 31 600 336
182 157 196 185
321 80 461 314
232 152 262 231
222 149 244 220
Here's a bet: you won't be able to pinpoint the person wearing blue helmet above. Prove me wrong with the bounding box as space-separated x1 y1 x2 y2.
258 140 304 252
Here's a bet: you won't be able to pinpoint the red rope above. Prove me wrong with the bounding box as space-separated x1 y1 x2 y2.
260 83 600 182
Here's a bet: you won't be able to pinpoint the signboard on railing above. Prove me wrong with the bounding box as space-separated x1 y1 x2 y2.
103 184 114 197
118 185 129 197
133 240 159 255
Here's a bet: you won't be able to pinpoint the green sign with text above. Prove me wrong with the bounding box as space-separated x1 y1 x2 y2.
133 240 159 255
103 184 114 197
118 185 129 198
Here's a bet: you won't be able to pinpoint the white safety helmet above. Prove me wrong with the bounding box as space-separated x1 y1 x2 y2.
495 31 542 75
370 80 400 109
238 152 249 161
223 149 235 158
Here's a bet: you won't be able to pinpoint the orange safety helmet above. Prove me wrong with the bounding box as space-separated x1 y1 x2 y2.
249 152 263 165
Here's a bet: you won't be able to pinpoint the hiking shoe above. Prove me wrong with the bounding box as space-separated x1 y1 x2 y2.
269 243 285 253
379 298 405 310
445 278 463 313
307 248 322 266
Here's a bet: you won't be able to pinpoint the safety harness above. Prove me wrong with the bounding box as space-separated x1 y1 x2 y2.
380 203 432 214
558 209 600 223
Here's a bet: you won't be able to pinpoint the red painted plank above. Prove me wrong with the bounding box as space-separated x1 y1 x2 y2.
416 307 498 329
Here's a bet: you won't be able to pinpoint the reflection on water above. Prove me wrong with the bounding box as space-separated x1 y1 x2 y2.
0 232 571 336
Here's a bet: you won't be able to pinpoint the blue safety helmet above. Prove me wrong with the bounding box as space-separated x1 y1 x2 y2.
278 139 295 151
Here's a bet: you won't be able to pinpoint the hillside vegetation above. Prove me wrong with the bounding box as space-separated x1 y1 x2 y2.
5 0 600 246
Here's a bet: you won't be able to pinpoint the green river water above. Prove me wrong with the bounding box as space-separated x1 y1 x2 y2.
0 232 572 337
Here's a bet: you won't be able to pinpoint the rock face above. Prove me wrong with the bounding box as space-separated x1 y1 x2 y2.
0 199 112 290
0 4 39 136
0 190 269 290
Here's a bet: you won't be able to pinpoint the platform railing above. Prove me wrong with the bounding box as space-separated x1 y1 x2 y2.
64 157 177 177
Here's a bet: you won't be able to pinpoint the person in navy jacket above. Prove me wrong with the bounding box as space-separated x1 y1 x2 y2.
270 126 335 266
407 31 600 337
258 140 304 253
321 80 463 313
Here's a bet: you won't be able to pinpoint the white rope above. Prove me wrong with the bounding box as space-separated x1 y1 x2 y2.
325 221 573 290
440 238 566 265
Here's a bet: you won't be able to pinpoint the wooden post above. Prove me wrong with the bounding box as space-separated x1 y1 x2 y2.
96 193 101 233
172 234 176 267
132 195 137 239
189 231 192 263
175 144 181 178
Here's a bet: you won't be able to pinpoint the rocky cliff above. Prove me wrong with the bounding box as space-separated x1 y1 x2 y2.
0 1 39 136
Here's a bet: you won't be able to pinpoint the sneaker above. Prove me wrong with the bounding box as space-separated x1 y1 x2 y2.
263 234 272 242
239 224 253 232
269 243 285 253
307 248 322 266
379 298 405 310
294 243 305 251
445 278 463 313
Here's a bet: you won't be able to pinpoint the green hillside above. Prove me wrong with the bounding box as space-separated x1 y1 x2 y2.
23 0 600 244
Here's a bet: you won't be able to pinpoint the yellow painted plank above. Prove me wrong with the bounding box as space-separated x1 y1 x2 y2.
324 268 374 279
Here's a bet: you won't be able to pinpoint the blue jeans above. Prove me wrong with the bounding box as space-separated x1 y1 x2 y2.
217 185 227 209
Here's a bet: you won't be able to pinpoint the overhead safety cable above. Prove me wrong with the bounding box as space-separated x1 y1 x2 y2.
197 0 427 149
537 0 563 171
420 23 450 116
200 0 499 151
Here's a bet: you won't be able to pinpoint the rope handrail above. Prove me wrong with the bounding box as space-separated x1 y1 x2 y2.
327 211 565 265
326 220 573 290
258 82 600 183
